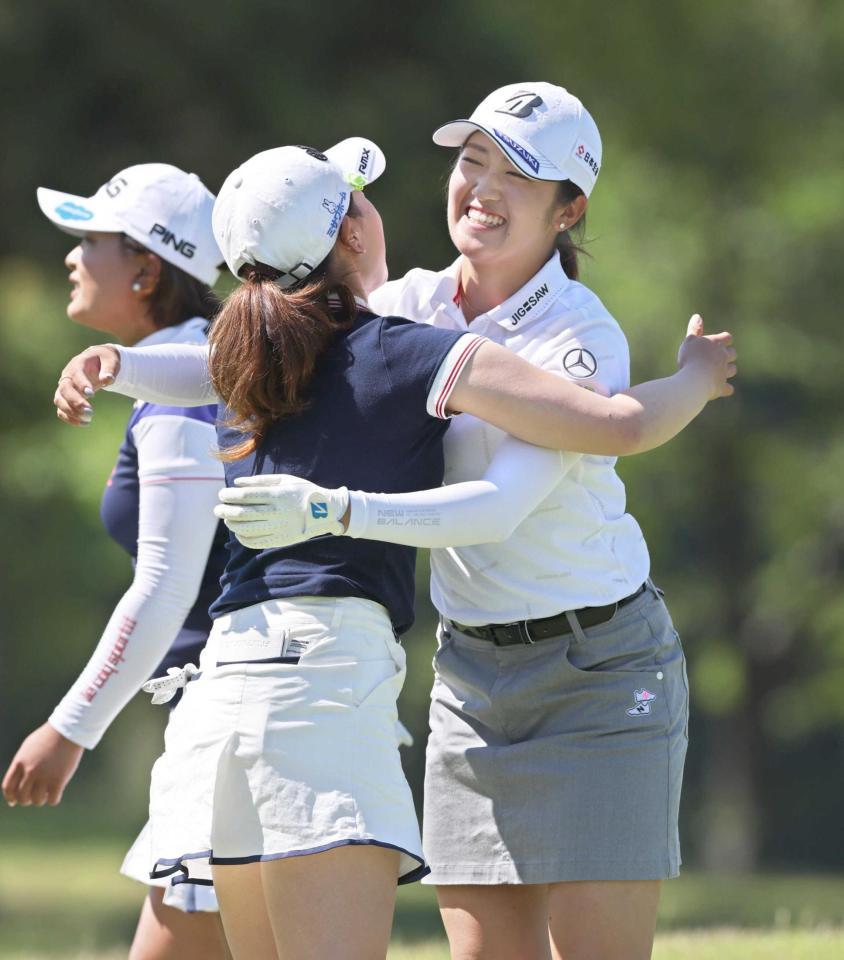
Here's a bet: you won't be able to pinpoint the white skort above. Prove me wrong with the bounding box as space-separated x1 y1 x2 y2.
147 596 426 888
121 820 219 912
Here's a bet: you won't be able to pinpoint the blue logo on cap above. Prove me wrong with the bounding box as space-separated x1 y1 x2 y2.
310 502 329 519
322 191 347 239
55 202 94 222
492 129 540 174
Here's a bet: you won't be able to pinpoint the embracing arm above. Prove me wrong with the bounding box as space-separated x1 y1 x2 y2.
213 317 735 551
216 436 574 550
54 343 216 425
448 317 736 456
344 437 571 547
108 343 216 406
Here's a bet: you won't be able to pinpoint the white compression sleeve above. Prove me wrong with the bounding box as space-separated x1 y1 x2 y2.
48 416 224 749
345 435 577 548
105 343 217 405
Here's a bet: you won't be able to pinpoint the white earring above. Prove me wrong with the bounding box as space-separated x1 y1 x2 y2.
132 281 142 292
559 223 567 232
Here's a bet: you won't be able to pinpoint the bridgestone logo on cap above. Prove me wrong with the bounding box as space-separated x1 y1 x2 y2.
494 91 544 119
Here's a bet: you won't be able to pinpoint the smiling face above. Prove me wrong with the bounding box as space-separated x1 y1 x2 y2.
447 131 570 275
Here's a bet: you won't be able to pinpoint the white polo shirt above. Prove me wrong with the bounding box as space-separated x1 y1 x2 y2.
369 254 651 623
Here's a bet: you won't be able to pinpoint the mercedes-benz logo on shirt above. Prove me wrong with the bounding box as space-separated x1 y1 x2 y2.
562 348 597 379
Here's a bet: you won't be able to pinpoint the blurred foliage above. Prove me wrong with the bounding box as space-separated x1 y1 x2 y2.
1 0 843 877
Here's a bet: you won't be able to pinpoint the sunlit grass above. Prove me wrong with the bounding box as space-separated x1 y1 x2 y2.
1 839 843 958
652 930 844 960
5 931 844 960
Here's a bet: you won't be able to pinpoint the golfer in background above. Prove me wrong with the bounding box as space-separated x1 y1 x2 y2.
2 164 230 960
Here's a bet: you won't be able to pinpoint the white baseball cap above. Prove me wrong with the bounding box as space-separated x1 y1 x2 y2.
37 164 222 286
433 82 602 196
212 138 386 287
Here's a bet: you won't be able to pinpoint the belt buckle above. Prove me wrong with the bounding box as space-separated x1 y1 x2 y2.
496 620 535 645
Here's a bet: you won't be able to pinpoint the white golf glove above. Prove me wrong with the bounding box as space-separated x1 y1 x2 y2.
214 474 350 550
142 663 200 705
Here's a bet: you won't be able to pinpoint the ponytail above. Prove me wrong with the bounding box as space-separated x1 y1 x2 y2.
209 269 356 461
554 180 588 281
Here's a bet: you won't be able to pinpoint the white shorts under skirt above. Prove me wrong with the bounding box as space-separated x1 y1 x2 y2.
147 596 426 888
121 821 219 912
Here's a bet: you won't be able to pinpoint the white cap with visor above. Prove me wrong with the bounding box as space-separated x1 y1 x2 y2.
433 81 602 196
212 138 386 288
37 164 222 286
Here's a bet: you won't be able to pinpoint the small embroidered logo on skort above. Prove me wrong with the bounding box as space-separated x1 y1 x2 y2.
627 688 657 717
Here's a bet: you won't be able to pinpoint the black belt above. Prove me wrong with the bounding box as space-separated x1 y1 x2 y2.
448 583 649 646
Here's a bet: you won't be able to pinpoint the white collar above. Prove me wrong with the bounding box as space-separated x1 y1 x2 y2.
429 258 464 312
432 254 569 331
134 316 209 349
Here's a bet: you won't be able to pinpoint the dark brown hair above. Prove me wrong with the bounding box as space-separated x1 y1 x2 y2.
555 180 587 281
209 267 356 461
121 235 221 326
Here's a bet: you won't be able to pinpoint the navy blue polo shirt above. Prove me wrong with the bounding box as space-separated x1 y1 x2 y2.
211 308 468 635
101 402 229 673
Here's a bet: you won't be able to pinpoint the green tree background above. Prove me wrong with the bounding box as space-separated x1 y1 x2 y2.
1 0 842 874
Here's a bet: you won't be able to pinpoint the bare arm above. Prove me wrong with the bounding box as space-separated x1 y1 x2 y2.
447 317 736 456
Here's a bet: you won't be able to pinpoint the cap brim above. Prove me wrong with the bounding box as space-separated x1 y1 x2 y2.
324 138 386 191
432 120 564 183
36 187 124 236
432 120 482 148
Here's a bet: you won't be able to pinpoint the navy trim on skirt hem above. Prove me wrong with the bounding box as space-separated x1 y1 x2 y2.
153 839 429 886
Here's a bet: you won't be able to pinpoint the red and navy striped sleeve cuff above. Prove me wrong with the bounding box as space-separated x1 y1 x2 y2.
426 334 486 419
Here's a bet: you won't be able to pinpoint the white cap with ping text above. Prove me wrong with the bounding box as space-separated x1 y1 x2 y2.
37 164 222 286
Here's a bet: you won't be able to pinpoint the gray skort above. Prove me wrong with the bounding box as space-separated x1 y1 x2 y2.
423 583 688 885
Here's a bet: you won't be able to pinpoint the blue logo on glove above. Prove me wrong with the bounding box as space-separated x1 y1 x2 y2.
310 502 329 519
55 201 94 221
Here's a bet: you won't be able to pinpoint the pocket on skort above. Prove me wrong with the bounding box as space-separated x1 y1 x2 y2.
561 611 686 737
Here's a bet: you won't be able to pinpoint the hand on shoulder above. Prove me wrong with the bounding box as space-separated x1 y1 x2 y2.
54 344 121 426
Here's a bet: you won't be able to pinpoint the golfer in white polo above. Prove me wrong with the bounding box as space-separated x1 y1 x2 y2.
212 83 738 960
